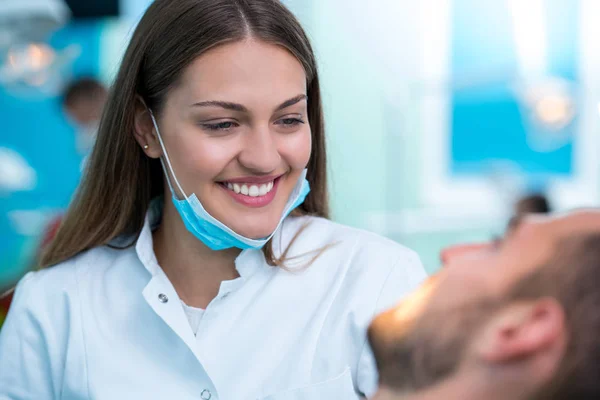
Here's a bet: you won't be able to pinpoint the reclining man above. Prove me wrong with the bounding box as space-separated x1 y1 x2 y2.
369 210 600 400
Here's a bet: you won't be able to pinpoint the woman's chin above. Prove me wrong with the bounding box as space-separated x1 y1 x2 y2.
235 227 276 239
215 209 283 240
228 220 279 240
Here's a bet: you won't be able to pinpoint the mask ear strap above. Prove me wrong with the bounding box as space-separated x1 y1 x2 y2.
148 109 188 200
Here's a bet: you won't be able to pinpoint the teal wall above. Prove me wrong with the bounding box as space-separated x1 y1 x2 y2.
283 1 496 274
284 0 597 274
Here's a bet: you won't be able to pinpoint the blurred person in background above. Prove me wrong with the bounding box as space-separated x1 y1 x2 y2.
62 77 108 156
34 78 107 263
0 1 426 399
369 210 600 400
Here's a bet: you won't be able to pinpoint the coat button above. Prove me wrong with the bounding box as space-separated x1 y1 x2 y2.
158 293 169 303
201 389 212 399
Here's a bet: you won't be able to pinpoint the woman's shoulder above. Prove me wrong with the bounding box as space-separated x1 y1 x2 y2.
285 215 427 296
14 245 128 303
6 256 84 331
283 215 421 265
290 217 427 397
6 245 139 337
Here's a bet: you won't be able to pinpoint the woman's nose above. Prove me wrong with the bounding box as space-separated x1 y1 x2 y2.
238 127 282 173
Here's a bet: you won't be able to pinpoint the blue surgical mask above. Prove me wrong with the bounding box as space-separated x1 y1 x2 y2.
149 110 310 251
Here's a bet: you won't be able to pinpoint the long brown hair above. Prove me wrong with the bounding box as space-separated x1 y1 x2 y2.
41 0 329 268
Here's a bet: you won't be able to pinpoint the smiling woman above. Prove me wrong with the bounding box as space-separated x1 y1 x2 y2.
138 41 313 244
0 1 427 399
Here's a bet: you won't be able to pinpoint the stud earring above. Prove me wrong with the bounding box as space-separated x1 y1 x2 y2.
144 144 149 149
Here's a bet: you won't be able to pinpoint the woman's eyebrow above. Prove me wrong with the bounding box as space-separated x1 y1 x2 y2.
189 94 307 113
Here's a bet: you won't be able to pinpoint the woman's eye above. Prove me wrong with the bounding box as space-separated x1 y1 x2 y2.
277 118 305 127
201 121 238 131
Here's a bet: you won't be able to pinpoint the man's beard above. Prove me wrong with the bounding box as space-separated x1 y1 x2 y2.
372 299 500 393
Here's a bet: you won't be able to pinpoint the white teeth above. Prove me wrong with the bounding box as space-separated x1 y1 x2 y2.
248 185 259 197
226 180 275 197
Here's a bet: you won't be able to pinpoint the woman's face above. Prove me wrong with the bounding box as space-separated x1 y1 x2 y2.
152 39 311 239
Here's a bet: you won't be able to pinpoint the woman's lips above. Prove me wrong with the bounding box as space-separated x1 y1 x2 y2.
219 176 282 208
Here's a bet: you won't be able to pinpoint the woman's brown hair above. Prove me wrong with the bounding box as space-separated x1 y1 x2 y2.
41 0 328 268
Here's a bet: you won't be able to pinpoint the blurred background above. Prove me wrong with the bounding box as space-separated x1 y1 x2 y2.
1 0 599 323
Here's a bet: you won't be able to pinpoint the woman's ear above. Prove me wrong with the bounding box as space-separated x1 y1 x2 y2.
133 96 162 159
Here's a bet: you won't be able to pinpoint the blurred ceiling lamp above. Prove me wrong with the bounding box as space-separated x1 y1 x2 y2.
519 77 576 153
534 94 574 128
0 0 70 46
509 0 574 153
0 0 76 96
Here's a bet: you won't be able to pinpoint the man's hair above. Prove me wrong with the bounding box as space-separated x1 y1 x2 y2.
62 77 107 108
515 194 551 215
508 194 551 232
510 233 600 399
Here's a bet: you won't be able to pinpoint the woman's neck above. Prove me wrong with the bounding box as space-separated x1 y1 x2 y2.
152 198 241 309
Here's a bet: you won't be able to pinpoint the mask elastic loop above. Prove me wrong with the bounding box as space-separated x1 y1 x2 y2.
148 109 188 200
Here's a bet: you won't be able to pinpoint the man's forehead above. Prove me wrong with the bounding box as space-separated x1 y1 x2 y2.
518 209 600 241
490 209 600 291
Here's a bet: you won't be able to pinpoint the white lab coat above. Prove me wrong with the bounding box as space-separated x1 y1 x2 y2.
0 203 427 400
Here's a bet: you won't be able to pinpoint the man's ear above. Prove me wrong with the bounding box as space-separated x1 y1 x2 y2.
133 96 162 159
477 298 566 364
